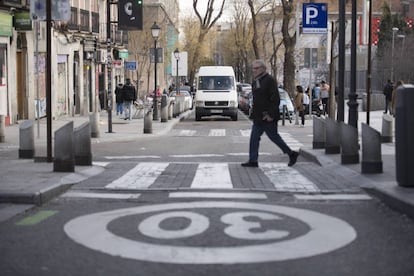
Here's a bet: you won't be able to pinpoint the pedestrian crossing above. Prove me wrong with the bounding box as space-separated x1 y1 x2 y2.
104 162 319 193
171 129 304 151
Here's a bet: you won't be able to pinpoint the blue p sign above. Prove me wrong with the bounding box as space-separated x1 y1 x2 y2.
302 3 328 34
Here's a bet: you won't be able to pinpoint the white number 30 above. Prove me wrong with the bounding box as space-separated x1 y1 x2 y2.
139 211 289 240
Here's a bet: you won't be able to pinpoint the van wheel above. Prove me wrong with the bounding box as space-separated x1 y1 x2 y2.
231 114 238 121
196 114 202 121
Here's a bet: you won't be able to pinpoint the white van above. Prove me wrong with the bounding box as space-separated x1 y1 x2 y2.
195 66 238 121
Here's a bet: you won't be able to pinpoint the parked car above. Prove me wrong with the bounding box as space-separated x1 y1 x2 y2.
237 83 252 115
170 90 193 110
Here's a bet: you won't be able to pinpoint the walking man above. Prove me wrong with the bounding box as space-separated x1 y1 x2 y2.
383 79 393 114
122 78 137 120
241 59 299 167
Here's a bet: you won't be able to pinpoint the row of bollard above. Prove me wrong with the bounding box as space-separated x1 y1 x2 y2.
18 119 92 172
143 95 188 134
313 117 383 174
312 84 413 188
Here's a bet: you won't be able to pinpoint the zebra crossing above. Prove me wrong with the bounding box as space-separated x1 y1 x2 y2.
171 129 304 151
103 162 319 193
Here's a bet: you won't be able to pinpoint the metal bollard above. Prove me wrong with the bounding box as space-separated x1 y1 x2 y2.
89 112 100 138
0 115 5 142
144 108 153 134
161 94 168 123
395 84 414 186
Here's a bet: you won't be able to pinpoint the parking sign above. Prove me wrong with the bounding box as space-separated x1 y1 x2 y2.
302 3 328 34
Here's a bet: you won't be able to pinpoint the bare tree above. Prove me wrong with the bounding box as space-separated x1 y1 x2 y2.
247 0 271 59
280 0 296 96
188 0 227 86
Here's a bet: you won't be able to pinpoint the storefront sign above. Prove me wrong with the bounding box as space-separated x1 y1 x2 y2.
14 12 32 31
0 13 13 37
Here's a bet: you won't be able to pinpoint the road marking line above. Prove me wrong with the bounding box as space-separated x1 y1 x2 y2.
169 192 267 199
191 163 232 189
15 210 58 226
240 129 251 137
260 163 319 192
209 129 226 136
106 162 169 189
169 154 224 158
179 129 197 136
105 155 161 159
62 191 141 199
294 194 372 200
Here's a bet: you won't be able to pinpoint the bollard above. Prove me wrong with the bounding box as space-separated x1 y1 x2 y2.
74 122 92 166
54 121 75 172
144 108 153 134
361 123 382 174
395 84 414 186
161 94 168 123
325 118 340 154
89 112 100 138
168 99 173 120
312 117 325 149
340 122 359 164
282 105 286 126
0 115 5 143
19 120 35 158
381 114 393 143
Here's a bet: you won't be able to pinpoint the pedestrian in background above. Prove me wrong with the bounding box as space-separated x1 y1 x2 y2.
303 87 310 115
241 59 299 168
320 80 330 115
115 83 124 117
383 79 394 114
122 78 137 120
294 85 305 127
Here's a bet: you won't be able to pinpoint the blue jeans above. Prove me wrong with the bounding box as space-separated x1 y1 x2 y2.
248 121 292 162
124 100 133 120
116 102 123 115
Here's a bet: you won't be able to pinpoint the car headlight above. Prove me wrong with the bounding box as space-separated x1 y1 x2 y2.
229 101 237 107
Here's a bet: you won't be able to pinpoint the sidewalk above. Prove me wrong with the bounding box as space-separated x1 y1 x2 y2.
299 110 414 220
1 109 413 223
0 110 192 222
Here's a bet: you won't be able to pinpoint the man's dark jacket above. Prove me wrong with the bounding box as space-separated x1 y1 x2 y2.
251 73 280 124
123 83 137 101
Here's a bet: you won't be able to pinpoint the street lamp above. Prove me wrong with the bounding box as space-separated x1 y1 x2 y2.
174 48 180 95
151 22 161 120
391 27 399 81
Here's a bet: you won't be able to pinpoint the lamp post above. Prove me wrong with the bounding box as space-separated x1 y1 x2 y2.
174 48 180 95
151 22 161 120
391 27 399 81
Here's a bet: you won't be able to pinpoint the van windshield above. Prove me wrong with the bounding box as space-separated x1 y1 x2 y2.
198 76 235 90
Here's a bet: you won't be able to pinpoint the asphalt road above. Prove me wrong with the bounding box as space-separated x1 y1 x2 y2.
1 111 414 276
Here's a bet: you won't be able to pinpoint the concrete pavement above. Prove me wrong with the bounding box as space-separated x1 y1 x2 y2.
1 109 413 223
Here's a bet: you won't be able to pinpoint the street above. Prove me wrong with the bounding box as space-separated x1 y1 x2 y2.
1 111 414 276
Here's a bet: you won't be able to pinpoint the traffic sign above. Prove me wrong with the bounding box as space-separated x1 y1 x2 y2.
125 61 137 71
302 3 328 34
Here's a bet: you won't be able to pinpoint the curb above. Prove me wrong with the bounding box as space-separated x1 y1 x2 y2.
300 147 414 220
0 166 105 206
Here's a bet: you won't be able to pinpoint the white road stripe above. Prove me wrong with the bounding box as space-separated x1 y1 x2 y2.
260 163 319 192
191 163 233 189
105 162 169 189
240 129 251 137
105 156 161 160
209 129 226 136
62 192 141 199
294 194 372 200
169 192 267 199
179 130 197 136
169 154 224 158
